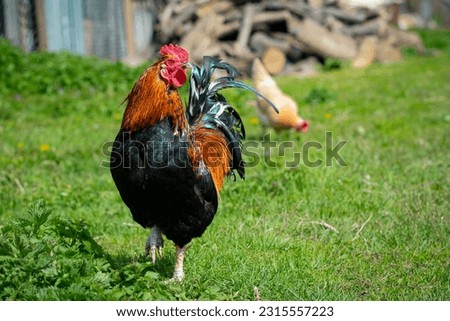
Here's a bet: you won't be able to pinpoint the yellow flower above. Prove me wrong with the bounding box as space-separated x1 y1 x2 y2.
249 117 260 125
325 113 333 119
40 144 50 152
17 142 25 149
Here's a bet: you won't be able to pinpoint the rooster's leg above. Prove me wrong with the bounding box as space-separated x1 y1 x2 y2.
172 245 187 281
145 226 164 264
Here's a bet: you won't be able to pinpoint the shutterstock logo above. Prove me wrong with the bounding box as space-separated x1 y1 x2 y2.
101 131 348 169
241 131 348 168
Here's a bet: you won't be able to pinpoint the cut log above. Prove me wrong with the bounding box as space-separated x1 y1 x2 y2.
324 6 377 24
352 36 377 68
181 12 224 63
289 17 357 60
249 31 291 54
325 15 346 34
196 0 233 18
172 0 197 15
271 32 315 60
253 10 291 25
264 1 324 23
223 9 243 23
262 47 286 75
376 40 402 63
234 3 256 54
385 26 425 53
218 10 291 40
309 0 324 9
217 21 241 39
158 2 176 41
272 32 314 53
398 13 426 31
220 53 255 75
341 18 388 37
284 56 320 77
173 5 197 27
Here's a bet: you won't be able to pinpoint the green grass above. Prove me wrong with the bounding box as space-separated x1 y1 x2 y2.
0 30 449 300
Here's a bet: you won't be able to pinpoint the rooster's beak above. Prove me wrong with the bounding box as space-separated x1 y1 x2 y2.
185 62 193 69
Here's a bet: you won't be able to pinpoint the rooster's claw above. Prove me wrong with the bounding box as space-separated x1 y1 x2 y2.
145 226 164 264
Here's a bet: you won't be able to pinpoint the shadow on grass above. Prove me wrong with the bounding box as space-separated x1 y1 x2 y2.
107 251 175 280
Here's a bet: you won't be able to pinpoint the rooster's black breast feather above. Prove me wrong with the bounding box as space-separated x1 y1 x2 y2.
110 119 218 247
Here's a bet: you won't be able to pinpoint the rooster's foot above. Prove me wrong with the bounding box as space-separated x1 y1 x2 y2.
171 245 187 281
145 226 164 264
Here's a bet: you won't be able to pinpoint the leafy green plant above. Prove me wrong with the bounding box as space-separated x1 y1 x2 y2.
0 201 234 300
303 87 334 105
322 58 343 71
0 39 144 95
0 200 111 299
415 28 450 52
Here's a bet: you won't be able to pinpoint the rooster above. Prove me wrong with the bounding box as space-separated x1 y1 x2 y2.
110 44 276 281
252 58 309 133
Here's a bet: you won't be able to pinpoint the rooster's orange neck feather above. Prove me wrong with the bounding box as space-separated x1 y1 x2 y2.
121 60 187 133
188 127 231 194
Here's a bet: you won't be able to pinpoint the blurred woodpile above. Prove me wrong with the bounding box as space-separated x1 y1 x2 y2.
155 0 426 75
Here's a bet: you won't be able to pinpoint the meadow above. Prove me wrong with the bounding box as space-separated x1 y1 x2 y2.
0 30 448 300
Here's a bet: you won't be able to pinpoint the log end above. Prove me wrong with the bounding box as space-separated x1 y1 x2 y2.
262 47 286 75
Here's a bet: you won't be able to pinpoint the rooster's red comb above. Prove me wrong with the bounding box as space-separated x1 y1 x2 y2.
159 44 189 62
